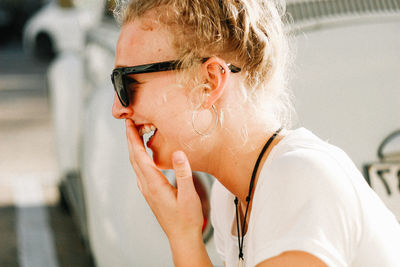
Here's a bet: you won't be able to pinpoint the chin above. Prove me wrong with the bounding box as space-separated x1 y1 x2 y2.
152 150 173 170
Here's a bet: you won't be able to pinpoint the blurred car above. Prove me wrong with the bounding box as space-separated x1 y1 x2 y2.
48 0 400 266
23 0 103 60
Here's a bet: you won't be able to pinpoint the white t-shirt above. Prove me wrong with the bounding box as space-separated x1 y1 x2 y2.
211 128 400 267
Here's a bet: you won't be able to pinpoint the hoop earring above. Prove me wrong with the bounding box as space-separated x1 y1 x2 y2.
192 104 219 136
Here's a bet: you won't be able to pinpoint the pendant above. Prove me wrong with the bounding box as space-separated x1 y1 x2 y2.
236 258 244 267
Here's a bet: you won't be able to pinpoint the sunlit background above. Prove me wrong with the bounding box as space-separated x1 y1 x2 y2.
0 0 399 266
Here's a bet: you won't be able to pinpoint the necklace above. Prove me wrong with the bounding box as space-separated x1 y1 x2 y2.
234 128 282 267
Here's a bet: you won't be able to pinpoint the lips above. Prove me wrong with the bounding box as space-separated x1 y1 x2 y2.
146 128 157 147
136 123 157 148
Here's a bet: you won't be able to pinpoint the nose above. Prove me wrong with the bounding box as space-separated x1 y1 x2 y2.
112 93 134 119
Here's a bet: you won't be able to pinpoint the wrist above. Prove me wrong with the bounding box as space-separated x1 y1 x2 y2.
169 230 202 253
169 232 212 267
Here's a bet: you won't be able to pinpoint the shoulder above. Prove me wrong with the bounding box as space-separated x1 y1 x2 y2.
253 127 365 239
255 143 362 222
260 127 360 201
249 135 363 267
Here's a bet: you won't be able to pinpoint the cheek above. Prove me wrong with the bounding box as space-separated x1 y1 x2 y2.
154 86 191 124
159 111 192 139
154 108 196 150
149 78 199 143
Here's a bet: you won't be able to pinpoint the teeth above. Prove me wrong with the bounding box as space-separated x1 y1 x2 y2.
142 128 156 147
139 125 157 136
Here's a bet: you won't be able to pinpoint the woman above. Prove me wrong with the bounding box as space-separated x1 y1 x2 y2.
111 0 400 266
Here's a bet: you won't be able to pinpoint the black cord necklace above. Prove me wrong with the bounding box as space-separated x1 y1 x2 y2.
234 127 282 267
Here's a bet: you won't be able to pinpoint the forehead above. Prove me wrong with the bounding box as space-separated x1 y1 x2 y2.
115 19 177 67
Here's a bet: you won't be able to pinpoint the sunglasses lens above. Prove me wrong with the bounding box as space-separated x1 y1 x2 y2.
112 71 129 107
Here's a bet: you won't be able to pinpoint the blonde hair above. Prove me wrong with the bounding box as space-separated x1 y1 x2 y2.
114 0 295 129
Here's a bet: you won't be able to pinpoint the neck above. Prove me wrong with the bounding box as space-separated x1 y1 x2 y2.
206 126 285 203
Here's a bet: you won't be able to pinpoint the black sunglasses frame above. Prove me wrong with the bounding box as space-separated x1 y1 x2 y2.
111 58 241 107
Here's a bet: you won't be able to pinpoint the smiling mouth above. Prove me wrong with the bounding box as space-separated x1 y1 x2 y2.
138 124 157 147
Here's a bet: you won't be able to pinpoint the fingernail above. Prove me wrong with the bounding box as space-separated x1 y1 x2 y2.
173 151 185 164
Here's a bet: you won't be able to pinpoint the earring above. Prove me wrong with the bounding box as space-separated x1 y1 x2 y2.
220 66 225 74
192 104 219 136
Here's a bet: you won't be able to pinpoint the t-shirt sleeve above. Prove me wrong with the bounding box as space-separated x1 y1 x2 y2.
251 149 363 267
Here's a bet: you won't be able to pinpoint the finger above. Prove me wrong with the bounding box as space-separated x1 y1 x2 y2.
125 119 169 188
137 179 143 192
125 119 146 176
125 119 146 157
125 119 154 191
172 151 196 201
125 119 156 169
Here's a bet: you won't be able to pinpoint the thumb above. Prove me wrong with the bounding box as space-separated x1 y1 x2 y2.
172 151 196 200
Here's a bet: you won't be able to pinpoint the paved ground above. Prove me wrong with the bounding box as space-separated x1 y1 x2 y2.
0 41 94 267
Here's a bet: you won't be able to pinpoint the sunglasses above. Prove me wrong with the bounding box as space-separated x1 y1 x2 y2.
111 58 241 107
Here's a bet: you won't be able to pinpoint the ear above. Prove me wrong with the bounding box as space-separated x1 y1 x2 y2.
201 57 230 109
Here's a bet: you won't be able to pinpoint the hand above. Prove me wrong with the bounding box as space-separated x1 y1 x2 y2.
125 119 204 241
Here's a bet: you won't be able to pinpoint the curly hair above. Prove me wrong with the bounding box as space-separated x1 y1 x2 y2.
113 0 296 129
